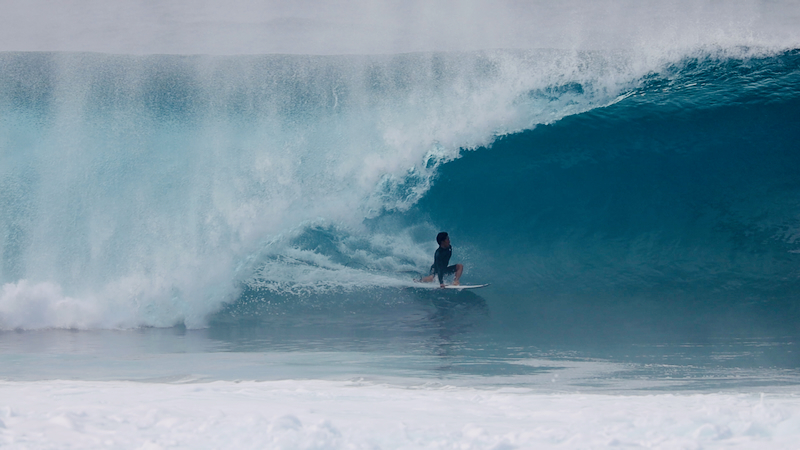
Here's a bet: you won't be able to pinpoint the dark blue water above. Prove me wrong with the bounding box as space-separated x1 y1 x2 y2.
406 50 800 342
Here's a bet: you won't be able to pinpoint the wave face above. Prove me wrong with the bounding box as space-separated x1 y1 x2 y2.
421 50 800 291
1 48 799 331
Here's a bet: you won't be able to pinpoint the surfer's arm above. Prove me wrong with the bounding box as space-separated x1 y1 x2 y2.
435 260 447 286
432 247 450 286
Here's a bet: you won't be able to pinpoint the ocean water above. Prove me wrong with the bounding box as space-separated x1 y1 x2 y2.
3 1 800 448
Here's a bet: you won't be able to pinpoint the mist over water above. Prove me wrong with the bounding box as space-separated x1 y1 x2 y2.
2 0 799 55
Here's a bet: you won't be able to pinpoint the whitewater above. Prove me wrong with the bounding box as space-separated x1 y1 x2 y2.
2 0 800 448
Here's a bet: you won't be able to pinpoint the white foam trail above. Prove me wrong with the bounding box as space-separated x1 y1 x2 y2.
0 275 237 330
0 280 94 330
244 222 434 295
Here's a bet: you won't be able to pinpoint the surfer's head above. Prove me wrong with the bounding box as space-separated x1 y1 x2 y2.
436 232 449 246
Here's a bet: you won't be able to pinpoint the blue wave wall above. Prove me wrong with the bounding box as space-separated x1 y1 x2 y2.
419 51 800 289
405 50 800 336
1 49 798 332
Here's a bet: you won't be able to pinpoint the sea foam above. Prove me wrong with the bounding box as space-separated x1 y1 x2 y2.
2 379 800 449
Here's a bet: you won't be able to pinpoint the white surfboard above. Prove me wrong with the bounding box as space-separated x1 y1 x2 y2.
413 283 489 290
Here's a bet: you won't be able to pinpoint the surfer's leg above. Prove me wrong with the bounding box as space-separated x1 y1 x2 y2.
441 264 462 285
420 265 436 282
453 264 463 285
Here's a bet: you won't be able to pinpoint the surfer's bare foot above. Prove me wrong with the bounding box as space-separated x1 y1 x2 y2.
453 280 460 286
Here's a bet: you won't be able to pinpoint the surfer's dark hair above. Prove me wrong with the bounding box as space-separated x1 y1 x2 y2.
436 232 449 245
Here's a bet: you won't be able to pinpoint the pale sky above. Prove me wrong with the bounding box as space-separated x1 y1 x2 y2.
1 0 798 55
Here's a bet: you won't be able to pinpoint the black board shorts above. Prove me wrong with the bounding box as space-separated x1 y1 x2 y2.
430 264 458 276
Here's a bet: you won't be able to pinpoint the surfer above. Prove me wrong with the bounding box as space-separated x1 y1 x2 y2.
421 232 463 288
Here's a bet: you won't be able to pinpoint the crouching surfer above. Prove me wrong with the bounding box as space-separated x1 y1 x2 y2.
420 232 463 288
